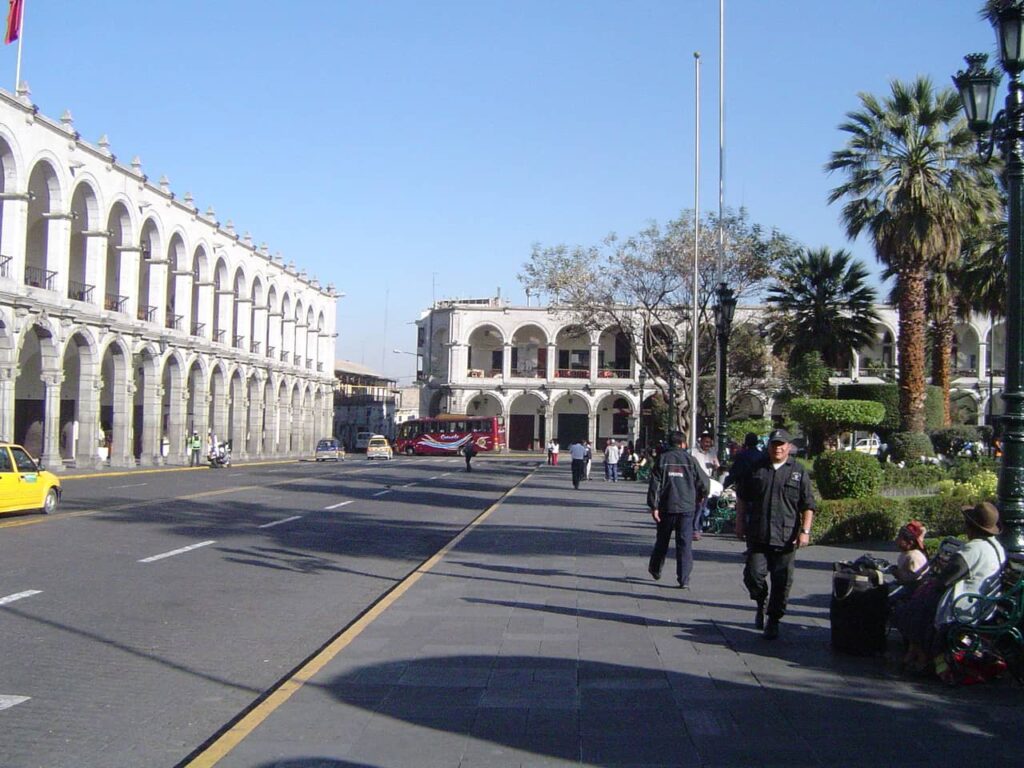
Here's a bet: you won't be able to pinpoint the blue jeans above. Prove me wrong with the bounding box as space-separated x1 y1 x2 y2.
608 463 618 482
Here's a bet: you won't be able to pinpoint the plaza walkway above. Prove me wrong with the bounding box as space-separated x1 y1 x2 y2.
200 462 1024 768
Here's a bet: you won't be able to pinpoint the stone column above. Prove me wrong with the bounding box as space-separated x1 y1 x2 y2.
1 198 28 280
851 350 861 380
48 216 72 298
979 340 989 381
546 343 556 381
248 384 264 456
502 342 512 379
111 377 133 467
589 342 599 381
263 386 278 455
167 380 187 462
75 372 98 467
140 378 161 467
41 373 63 468
0 364 14 442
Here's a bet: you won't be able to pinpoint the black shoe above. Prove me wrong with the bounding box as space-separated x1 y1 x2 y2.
763 619 780 640
754 604 765 630
677 582 689 589
648 565 661 581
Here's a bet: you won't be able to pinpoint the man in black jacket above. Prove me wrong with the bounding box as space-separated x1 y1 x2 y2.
646 430 709 589
735 428 816 639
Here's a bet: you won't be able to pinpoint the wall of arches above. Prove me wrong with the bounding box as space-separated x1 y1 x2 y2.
0 90 336 466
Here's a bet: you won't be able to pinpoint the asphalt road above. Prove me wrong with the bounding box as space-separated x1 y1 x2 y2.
0 455 539 768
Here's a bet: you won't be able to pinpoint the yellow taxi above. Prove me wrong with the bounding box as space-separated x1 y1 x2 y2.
366 435 393 460
0 444 61 514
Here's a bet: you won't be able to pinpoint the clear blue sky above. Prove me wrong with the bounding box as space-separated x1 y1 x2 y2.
8 1 997 381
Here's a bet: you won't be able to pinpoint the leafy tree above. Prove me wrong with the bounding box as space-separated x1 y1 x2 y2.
518 207 799 435
787 351 831 399
827 77 999 433
789 397 885 455
765 246 880 369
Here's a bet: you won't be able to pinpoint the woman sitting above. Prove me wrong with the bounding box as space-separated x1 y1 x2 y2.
890 520 930 588
896 502 1006 674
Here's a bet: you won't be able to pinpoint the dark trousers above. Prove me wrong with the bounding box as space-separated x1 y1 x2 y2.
743 545 796 621
571 458 586 489
649 512 695 587
465 455 473 472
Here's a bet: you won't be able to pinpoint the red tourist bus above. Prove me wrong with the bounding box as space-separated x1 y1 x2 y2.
394 415 505 456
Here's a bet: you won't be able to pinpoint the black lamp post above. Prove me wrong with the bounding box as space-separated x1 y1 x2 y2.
954 0 1024 552
667 339 677 436
713 282 737 466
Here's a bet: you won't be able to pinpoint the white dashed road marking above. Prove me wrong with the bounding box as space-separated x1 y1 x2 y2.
257 515 303 529
111 482 148 489
139 540 216 563
0 695 29 711
0 590 41 606
324 500 353 510
372 490 391 497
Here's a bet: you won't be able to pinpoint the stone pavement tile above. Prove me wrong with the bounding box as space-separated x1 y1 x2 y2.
580 709 701 766
344 714 469 768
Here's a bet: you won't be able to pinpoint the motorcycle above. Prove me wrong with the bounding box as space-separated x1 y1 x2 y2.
208 441 232 468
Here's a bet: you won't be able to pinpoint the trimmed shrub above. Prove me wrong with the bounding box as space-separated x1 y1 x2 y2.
813 496 905 544
880 462 946 491
903 494 969 537
814 451 883 500
888 431 935 463
725 418 774 445
930 425 984 456
790 398 884 456
836 383 945 438
947 456 1000 483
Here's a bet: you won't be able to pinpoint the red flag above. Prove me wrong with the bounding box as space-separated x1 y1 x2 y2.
5 0 22 45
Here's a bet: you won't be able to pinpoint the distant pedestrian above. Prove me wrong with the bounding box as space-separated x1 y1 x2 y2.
724 432 762 490
647 430 708 590
691 431 720 538
605 440 621 481
550 440 560 465
547 439 555 465
463 440 479 472
584 441 593 480
734 428 816 639
569 439 587 489
188 431 202 467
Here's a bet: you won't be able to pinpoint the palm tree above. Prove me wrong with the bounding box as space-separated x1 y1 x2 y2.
765 246 880 370
827 77 999 432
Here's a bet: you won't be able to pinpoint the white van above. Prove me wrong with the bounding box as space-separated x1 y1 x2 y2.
354 432 373 452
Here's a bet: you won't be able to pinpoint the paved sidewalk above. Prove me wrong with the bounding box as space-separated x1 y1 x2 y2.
208 465 1024 768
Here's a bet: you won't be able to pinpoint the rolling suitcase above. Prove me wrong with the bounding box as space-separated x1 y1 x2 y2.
830 560 888 655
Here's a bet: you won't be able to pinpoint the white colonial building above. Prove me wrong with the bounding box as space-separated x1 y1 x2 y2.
0 88 337 468
414 297 1005 451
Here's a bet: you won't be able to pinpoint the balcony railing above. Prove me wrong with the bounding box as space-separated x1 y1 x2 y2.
25 265 56 290
267 346 276 358
598 368 630 378
316 362 323 372
295 355 303 367
233 334 245 349
513 366 544 378
67 279 94 303
165 311 183 331
214 329 226 344
280 351 290 363
250 341 261 354
306 360 312 370
555 368 589 379
104 293 128 312
137 305 156 323
191 321 205 337
0 255 11 278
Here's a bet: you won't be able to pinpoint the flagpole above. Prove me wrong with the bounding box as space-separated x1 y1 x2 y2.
691 51 701 449
13 0 24 93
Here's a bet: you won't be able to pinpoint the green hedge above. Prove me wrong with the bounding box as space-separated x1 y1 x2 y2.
880 462 946 490
889 431 935 463
835 383 945 438
814 451 883 499
813 497 905 543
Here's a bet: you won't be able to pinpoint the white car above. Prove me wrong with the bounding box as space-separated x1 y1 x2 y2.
852 437 881 455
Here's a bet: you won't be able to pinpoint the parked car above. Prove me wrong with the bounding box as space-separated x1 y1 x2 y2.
314 438 345 462
850 436 881 455
366 435 393 460
0 443 61 515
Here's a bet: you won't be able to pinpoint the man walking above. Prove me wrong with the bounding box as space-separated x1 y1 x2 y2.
569 438 587 489
604 439 621 482
734 428 816 639
690 431 720 538
463 440 478 472
647 430 708 590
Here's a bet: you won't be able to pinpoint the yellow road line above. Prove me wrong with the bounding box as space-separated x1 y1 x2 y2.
183 467 535 768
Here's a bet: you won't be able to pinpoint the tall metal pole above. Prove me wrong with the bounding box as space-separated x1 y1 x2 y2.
716 0 728 465
691 51 701 448
1001 68 1024 553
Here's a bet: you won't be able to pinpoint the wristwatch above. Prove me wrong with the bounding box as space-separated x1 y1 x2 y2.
800 528 811 535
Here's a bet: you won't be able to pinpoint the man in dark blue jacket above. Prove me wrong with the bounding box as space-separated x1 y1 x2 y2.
735 428 816 639
646 430 709 589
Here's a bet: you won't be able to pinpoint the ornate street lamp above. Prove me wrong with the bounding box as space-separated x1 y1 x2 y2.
954 0 1024 552
713 281 737 466
637 367 647 451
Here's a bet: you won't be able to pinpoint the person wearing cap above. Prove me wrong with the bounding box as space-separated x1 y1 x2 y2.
897 501 1006 674
723 432 762 490
647 430 709 590
734 427 816 639
891 520 930 586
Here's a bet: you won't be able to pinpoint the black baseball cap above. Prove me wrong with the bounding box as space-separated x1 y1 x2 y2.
767 428 792 444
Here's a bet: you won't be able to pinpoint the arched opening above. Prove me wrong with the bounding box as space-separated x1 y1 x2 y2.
137 219 160 322
104 203 132 312
466 392 502 419
190 247 209 337
552 392 589 448
68 182 98 303
597 327 632 378
212 259 229 344
14 324 56 456
508 392 546 451
25 161 60 290
289 384 301 452
209 365 226 441
99 341 128 463
595 393 632 450
229 370 245 450
232 267 246 349
162 355 183 459
60 332 95 462
510 324 548 378
466 324 505 378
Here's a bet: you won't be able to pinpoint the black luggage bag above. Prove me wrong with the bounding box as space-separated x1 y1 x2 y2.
830 559 889 655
